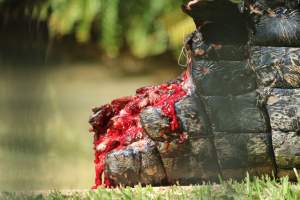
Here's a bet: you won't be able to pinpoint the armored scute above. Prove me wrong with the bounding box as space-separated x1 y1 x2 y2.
89 0 300 187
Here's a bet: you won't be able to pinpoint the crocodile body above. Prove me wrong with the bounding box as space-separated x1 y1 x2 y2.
89 0 300 187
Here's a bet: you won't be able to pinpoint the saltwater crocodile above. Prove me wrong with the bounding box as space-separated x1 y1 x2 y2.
89 0 300 187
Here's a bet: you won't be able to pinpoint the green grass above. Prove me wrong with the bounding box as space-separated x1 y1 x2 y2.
1 173 300 200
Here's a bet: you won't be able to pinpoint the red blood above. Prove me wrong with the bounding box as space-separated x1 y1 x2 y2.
89 71 189 188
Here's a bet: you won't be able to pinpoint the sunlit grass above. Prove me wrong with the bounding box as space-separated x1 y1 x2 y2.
1 172 300 200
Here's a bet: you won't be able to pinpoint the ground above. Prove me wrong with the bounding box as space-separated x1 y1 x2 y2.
1 173 299 200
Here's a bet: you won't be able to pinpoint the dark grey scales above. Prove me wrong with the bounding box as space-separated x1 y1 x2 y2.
103 0 300 186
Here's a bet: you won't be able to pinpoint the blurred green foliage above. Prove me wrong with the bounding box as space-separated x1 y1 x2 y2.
24 0 196 58
0 0 246 58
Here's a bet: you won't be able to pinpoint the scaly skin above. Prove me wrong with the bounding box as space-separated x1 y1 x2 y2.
89 0 300 187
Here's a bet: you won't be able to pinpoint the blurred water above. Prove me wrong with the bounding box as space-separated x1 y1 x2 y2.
0 62 179 191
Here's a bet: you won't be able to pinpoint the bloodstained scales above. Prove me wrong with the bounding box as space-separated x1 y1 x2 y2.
89 72 189 187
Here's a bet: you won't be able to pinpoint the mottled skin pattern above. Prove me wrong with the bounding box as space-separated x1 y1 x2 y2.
91 0 300 186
